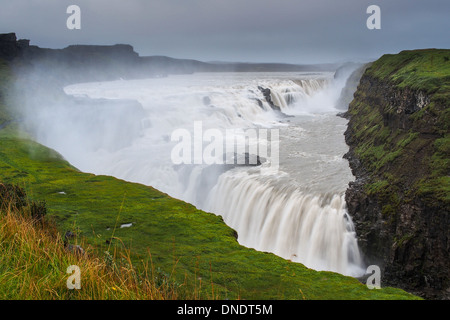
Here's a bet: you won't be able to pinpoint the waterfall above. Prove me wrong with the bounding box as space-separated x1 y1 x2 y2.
202 168 363 276
269 78 330 112
26 71 365 278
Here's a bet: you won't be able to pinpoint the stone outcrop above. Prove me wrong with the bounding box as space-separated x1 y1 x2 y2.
258 86 282 112
0 33 29 61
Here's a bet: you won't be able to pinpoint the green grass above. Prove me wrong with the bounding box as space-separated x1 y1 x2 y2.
366 49 450 96
0 186 180 300
0 58 420 300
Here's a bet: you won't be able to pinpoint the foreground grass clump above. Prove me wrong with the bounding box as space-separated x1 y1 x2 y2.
0 57 420 300
0 183 182 300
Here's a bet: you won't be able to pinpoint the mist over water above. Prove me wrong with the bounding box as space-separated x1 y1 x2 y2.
23 70 365 277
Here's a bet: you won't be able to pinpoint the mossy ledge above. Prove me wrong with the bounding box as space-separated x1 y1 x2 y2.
0 35 419 299
343 49 449 300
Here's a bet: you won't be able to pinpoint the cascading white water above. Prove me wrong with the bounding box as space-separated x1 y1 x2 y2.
268 78 329 112
25 71 365 277
203 169 363 276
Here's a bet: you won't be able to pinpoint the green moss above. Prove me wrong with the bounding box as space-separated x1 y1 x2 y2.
415 176 450 204
355 139 403 172
431 135 450 175
395 233 415 248
381 204 396 217
365 180 389 195
397 132 419 149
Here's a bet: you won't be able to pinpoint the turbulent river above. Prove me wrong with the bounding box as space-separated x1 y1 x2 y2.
33 70 366 277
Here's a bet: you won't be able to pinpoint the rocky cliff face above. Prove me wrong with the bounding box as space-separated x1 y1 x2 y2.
0 33 29 61
344 49 449 299
335 63 369 111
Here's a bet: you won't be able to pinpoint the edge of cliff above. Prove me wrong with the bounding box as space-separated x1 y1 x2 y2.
343 49 450 299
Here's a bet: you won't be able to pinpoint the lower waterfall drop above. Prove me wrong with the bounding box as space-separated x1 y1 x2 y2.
202 167 364 277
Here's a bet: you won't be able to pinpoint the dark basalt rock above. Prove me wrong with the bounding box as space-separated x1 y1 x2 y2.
0 33 29 61
257 86 294 119
258 86 281 112
203 96 212 106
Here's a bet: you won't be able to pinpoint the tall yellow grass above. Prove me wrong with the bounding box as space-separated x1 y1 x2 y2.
0 192 182 300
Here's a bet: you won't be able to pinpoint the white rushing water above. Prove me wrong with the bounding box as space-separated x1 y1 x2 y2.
31 71 365 277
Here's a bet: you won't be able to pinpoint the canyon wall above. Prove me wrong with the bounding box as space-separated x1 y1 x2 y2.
344 49 449 299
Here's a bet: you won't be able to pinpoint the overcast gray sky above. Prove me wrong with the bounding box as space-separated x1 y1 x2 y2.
1 0 449 64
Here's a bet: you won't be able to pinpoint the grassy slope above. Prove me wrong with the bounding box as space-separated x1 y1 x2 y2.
0 195 179 300
0 59 419 300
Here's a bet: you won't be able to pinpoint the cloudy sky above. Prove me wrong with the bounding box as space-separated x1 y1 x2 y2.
1 0 449 64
